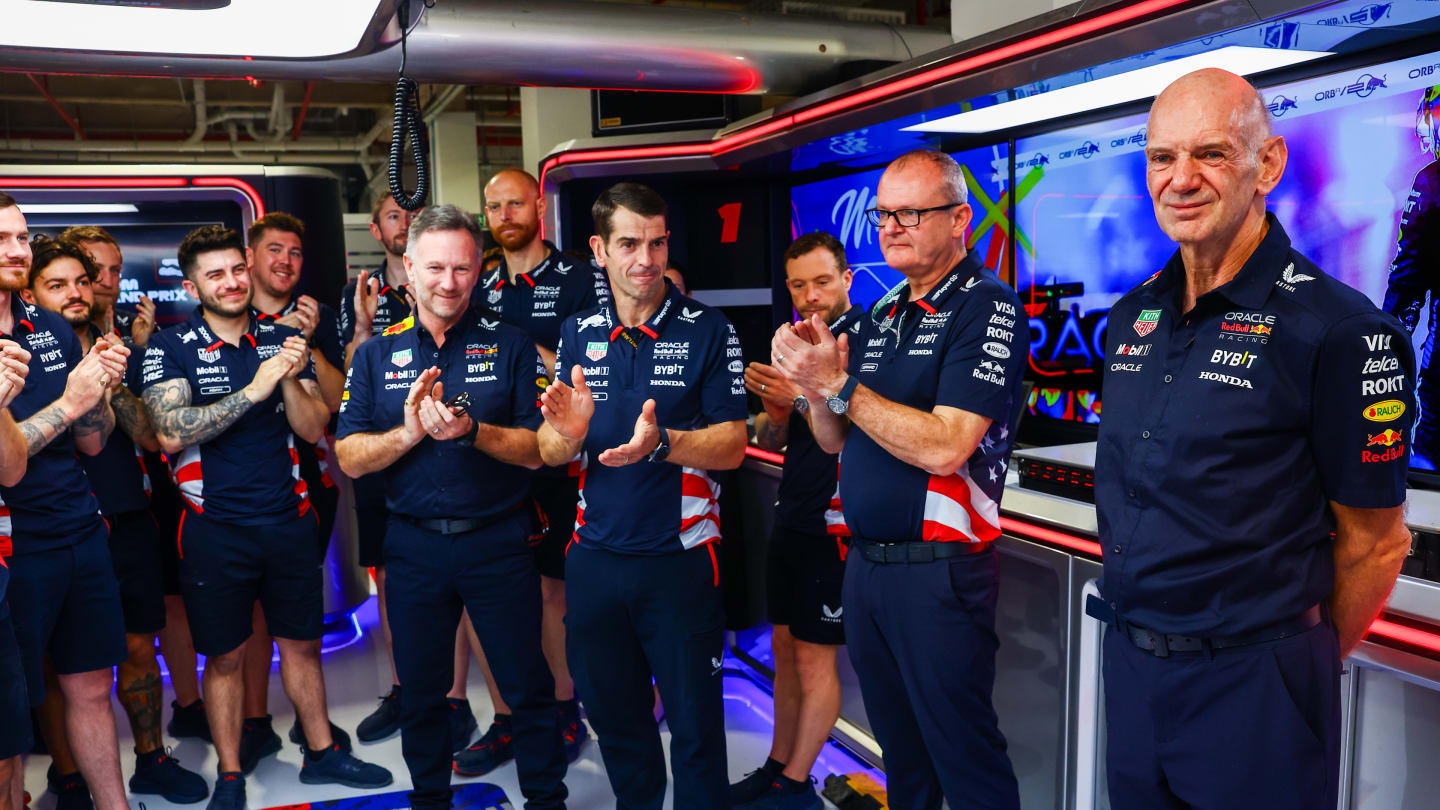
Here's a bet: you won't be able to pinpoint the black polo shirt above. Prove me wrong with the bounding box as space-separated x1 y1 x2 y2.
140 307 317 525
0 295 103 554
773 306 865 538
478 242 612 353
1095 213 1415 636
553 287 748 555
336 306 546 521
838 252 1028 545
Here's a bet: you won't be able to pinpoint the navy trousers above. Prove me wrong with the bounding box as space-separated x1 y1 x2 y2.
384 513 567 810
1102 618 1341 810
565 542 727 810
842 546 1020 810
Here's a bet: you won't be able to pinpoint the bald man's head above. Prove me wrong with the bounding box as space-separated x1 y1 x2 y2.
484 168 546 252
1143 68 1287 250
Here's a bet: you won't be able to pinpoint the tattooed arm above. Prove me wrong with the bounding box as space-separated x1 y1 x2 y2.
71 393 116 455
142 379 258 456
112 386 160 452
19 340 115 457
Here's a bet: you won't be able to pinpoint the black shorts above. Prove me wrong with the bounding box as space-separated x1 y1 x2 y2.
767 527 847 646
107 509 166 635
531 475 579 581
0 608 33 759
7 521 128 706
309 482 339 563
178 509 323 657
146 449 185 596
356 503 390 569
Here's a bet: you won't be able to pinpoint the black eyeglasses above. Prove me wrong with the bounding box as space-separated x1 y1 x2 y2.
864 204 963 228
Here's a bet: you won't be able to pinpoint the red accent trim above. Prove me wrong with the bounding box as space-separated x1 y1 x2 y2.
915 299 937 314
0 177 187 189
836 536 848 562
638 325 658 340
176 509 187 559
537 0 1196 190
609 325 624 342
192 177 266 218
493 279 505 290
243 333 257 348
1368 619 1440 655
521 274 536 287
999 516 1104 558
204 339 223 351
18 319 33 332
379 285 394 297
706 543 719 587
744 446 785 465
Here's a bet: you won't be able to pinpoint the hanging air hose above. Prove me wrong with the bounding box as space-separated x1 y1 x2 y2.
388 0 430 211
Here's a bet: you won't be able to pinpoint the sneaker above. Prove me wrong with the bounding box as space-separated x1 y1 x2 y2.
356 685 402 742
448 698 478 754
205 772 245 810
729 758 786 807
561 713 589 763
129 748 209 804
287 719 353 753
168 699 213 743
237 716 282 776
451 719 514 777
298 743 394 789
46 766 92 810
736 776 823 810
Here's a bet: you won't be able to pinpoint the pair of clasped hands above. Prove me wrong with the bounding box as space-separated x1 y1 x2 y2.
746 314 852 414
0 336 131 415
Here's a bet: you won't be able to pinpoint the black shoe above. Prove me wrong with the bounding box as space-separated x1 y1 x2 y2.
168 699 213 743
237 716 282 776
298 743 394 789
451 719 514 777
46 766 92 810
356 685 402 743
736 776 823 810
287 719 352 753
448 698 478 754
730 758 786 806
206 772 245 810
561 713 589 763
129 748 209 804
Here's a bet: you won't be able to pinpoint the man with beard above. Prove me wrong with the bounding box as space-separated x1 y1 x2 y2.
539 183 748 809
0 194 133 810
335 204 566 810
731 232 861 810
237 212 351 770
1383 85 1440 467
454 168 612 775
141 226 391 810
60 226 208 749
24 236 208 806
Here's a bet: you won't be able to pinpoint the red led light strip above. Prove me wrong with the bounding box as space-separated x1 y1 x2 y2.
0 176 265 220
1367 618 1440 655
539 0 1196 188
745 446 785 465
999 516 1104 557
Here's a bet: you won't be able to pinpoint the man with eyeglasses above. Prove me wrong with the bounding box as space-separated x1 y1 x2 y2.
772 149 1026 810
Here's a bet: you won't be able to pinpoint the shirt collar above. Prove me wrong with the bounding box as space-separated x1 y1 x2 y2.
877 251 984 323
1148 211 1293 313
493 241 559 289
252 296 297 323
188 305 257 352
4 293 36 337
607 285 679 343
829 305 863 336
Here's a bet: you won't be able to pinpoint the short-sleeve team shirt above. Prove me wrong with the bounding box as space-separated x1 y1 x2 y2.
838 251 1029 545
478 242 612 353
140 307 316 526
1096 213 1415 636
336 305 546 520
554 287 748 555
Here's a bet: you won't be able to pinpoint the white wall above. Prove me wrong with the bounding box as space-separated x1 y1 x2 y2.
521 86 592 178
951 0 1073 43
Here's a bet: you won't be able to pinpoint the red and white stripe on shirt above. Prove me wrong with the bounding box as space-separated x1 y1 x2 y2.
679 466 722 549
922 466 1000 544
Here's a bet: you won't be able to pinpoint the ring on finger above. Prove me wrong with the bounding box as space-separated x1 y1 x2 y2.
776 353 786 363
761 383 766 393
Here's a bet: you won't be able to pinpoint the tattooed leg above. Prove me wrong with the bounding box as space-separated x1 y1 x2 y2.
118 633 163 754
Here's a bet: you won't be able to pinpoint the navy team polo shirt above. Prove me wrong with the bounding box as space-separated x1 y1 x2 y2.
839 251 1028 545
478 243 612 353
0 295 103 555
337 305 546 520
1096 213 1415 637
256 297 344 372
774 306 865 538
78 324 150 517
140 307 316 526
339 265 412 347
554 287 748 555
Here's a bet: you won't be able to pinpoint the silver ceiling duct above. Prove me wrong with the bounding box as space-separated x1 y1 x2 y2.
0 1 952 96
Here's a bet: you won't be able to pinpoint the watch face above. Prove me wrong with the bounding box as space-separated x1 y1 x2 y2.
826 396 848 415
792 395 809 414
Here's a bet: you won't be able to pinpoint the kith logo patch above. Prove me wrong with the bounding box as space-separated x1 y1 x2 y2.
391 349 413 368
1133 309 1161 337
585 341 607 361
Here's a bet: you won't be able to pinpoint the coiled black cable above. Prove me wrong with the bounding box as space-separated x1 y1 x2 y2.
388 0 430 211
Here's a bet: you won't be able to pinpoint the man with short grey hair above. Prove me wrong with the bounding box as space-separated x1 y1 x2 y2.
335 204 567 810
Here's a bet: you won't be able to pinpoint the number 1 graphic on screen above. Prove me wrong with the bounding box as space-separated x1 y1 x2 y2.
718 202 742 243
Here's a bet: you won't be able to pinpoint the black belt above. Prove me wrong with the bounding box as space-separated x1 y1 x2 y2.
397 506 518 536
1085 595 1322 658
852 538 991 564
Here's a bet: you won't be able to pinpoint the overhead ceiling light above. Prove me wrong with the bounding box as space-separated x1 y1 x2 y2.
20 203 139 214
905 46 1332 135
5 0 384 58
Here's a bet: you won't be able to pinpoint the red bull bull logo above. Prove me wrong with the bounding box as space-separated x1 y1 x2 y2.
1367 429 1404 447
